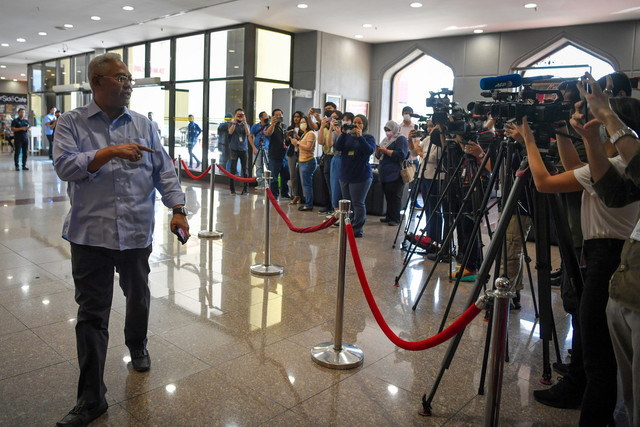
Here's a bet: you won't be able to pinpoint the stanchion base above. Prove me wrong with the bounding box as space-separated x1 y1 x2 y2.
198 230 224 239
250 264 284 276
311 342 364 369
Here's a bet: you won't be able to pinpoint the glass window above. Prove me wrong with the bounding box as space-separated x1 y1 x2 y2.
129 86 168 144
523 44 614 79
209 79 243 168
255 81 289 118
210 28 245 78
176 34 204 81
392 55 454 119
30 64 43 92
44 61 57 91
127 44 146 78
150 40 171 81
255 29 291 81
107 47 124 59
174 82 204 163
73 54 88 84
60 58 71 85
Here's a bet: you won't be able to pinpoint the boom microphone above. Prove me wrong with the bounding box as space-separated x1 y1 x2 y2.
479 73 523 90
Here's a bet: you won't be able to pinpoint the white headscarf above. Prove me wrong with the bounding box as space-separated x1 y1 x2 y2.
379 120 401 148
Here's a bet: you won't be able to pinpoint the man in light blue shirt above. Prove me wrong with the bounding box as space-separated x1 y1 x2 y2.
44 106 56 160
54 53 189 427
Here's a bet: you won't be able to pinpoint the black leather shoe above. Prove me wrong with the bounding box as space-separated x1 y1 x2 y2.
131 349 151 372
22 166 29 170
57 399 108 427
533 376 584 409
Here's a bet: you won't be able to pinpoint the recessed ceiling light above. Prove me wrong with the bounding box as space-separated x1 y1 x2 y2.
91 16 101 21
0 77 5 80
16 38 26 42
50 74 55 77
1 43 8 47
20 73 26 76
12 79 17 82
228 49 235 53
0 65 5 69
354 34 364 39
474 29 484 33
297 3 308 8
63 24 74 28
410 2 423 7
524 3 537 8
362 24 373 28
122 5 134 11
38 32 47 36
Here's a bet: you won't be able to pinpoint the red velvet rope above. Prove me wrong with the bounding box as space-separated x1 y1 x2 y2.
180 160 212 180
345 223 482 351
265 188 337 233
216 164 258 183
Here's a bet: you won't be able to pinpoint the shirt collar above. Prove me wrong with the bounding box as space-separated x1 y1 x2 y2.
87 100 132 123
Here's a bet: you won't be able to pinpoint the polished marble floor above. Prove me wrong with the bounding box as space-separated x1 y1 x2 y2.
0 153 581 426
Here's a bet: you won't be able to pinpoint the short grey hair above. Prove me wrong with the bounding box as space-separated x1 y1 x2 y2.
88 52 123 88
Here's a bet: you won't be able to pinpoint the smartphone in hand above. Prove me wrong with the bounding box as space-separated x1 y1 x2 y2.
173 227 188 245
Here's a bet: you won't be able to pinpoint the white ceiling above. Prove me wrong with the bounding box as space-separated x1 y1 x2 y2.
1 0 639 83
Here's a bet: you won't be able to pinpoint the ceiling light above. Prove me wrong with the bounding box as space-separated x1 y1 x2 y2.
0 65 5 69
297 4 308 8
122 5 134 11
228 49 235 53
410 2 423 7
0 77 5 80
91 16 101 21
16 38 26 42
474 29 484 33
63 24 74 28
354 34 364 39
38 32 47 36
20 73 25 76
12 79 17 82
524 3 537 8
1 43 8 47
362 24 373 28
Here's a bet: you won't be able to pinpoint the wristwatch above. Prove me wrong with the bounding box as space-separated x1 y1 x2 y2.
609 126 638 145
478 152 485 159
172 206 188 216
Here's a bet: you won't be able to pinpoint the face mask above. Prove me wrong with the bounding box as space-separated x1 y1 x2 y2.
403 114 411 121
343 121 352 126
300 123 308 131
385 131 394 139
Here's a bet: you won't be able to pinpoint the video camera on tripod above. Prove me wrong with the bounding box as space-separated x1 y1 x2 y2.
426 88 486 139
469 73 572 148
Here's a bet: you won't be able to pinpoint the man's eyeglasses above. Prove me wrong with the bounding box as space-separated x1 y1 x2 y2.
98 74 135 85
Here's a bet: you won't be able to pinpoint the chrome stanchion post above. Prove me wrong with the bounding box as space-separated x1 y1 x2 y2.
311 199 364 369
198 158 223 239
177 154 182 186
251 170 284 276
484 277 514 427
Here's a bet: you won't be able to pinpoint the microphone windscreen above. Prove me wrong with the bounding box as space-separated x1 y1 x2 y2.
479 74 523 90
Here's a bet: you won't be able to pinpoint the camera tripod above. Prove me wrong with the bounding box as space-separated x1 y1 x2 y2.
417 137 584 415
251 142 270 187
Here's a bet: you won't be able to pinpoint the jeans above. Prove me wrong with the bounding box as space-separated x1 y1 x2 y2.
381 177 404 223
299 158 317 208
578 238 624 426
287 155 300 198
229 149 248 193
47 134 54 160
330 155 343 209
269 157 290 198
70 243 152 405
321 154 333 210
14 138 28 167
340 177 372 236
187 142 200 167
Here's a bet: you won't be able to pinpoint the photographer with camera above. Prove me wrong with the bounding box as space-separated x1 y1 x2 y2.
334 114 376 238
576 72 640 427
250 111 271 184
399 106 423 209
318 110 343 214
376 120 409 226
263 109 290 200
228 108 256 195
285 111 304 205
307 102 336 132
514 85 640 424
289 115 317 211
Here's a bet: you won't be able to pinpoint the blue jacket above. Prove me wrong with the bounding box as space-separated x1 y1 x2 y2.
334 133 376 183
378 136 409 183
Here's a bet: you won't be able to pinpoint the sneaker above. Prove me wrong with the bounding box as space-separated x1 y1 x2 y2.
449 266 478 282
230 191 237 195
552 362 571 377
414 203 423 210
130 348 151 372
533 377 584 409
427 252 451 263
550 268 563 279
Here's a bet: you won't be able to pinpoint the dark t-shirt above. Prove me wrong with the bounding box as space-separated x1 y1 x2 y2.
11 118 29 143
268 123 287 160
